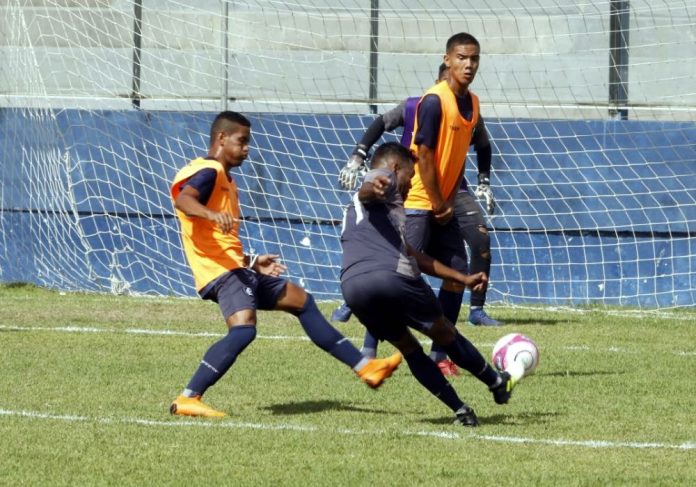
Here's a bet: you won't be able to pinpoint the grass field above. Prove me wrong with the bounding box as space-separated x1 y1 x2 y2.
1 283 694 486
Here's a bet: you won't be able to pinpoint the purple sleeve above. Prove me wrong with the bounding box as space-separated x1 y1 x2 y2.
413 94 442 149
180 168 217 206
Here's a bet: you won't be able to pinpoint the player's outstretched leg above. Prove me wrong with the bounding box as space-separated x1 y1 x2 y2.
283 288 401 389
388 331 479 426
428 316 519 404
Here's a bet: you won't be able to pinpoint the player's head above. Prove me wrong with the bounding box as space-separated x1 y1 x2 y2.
437 62 449 82
444 32 480 90
371 142 416 199
209 111 251 168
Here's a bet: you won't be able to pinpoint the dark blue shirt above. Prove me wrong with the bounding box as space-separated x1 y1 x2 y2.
341 169 420 281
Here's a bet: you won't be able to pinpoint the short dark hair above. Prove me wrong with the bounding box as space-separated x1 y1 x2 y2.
210 111 251 142
446 32 480 53
372 141 416 169
437 62 448 80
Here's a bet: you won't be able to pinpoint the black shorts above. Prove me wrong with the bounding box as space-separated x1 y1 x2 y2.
405 212 467 272
200 268 288 320
341 271 441 342
454 190 486 230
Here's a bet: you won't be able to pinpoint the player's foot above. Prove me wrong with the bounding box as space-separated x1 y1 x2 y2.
454 405 479 427
436 358 461 377
469 308 503 327
170 395 226 418
357 352 402 389
490 371 517 405
331 303 353 322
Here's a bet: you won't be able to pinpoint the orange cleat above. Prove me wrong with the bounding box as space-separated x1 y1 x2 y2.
357 352 402 389
170 395 226 418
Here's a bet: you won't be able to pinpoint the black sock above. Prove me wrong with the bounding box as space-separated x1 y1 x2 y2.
295 294 365 369
443 334 500 387
404 348 465 412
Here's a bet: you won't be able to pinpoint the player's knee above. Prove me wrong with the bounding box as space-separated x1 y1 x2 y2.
469 226 491 260
226 309 257 327
429 317 456 345
279 283 312 315
391 332 422 355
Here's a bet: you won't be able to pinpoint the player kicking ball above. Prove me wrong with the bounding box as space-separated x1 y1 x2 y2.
169 111 401 418
340 141 517 426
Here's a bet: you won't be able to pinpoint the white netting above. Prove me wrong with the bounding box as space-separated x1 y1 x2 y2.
1 0 695 306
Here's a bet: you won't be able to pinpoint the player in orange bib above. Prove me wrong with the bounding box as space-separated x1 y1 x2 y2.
403 33 498 374
169 111 401 418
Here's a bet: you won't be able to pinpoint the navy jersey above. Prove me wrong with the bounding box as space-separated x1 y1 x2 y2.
340 169 420 281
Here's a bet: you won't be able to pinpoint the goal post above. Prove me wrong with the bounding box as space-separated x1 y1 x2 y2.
1 0 695 307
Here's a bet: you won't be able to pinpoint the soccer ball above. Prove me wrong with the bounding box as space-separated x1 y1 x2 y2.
492 333 539 378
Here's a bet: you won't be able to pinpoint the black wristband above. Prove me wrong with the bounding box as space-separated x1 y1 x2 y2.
352 144 368 159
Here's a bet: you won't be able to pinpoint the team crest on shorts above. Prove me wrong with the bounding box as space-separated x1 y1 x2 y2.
244 287 253 296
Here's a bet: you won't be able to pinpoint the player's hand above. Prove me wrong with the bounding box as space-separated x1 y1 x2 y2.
338 145 369 191
433 202 454 225
209 211 238 234
367 175 390 200
474 176 496 214
254 254 287 277
458 271 488 293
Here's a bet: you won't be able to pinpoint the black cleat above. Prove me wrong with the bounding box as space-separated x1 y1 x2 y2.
454 405 479 427
490 371 516 405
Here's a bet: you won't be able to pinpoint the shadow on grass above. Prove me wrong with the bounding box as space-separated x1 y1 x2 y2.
263 400 390 416
423 410 560 427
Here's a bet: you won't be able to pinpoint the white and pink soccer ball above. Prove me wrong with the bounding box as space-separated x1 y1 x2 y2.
492 333 539 379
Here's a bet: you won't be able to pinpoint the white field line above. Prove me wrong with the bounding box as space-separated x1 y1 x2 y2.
0 408 693 451
2 324 694 357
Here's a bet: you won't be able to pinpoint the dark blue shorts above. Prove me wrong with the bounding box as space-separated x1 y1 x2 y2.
341 271 441 342
200 268 287 320
405 213 467 272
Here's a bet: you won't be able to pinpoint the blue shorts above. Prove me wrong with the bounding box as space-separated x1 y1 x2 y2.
341 271 441 342
405 213 467 272
200 268 287 320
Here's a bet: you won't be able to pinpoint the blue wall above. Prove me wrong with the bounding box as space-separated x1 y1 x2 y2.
1 108 695 307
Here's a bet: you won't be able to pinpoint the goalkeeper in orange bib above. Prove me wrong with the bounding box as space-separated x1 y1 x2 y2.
169 111 401 418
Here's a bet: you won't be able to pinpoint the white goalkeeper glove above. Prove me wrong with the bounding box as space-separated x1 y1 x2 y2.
338 145 368 191
474 173 496 214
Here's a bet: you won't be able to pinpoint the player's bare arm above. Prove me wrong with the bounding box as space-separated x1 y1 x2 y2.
407 244 488 292
174 185 237 234
357 174 391 204
417 144 451 224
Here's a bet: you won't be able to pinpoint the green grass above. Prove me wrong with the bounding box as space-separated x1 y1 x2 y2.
1 284 694 486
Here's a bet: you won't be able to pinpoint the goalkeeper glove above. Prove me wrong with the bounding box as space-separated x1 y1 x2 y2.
338 145 368 191
474 173 496 214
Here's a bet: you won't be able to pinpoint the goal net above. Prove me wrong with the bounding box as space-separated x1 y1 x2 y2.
1 0 695 307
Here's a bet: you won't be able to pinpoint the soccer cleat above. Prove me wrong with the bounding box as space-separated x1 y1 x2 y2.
468 308 503 327
331 303 353 322
170 395 226 418
454 405 479 427
357 352 402 389
436 358 461 377
490 371 517 405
